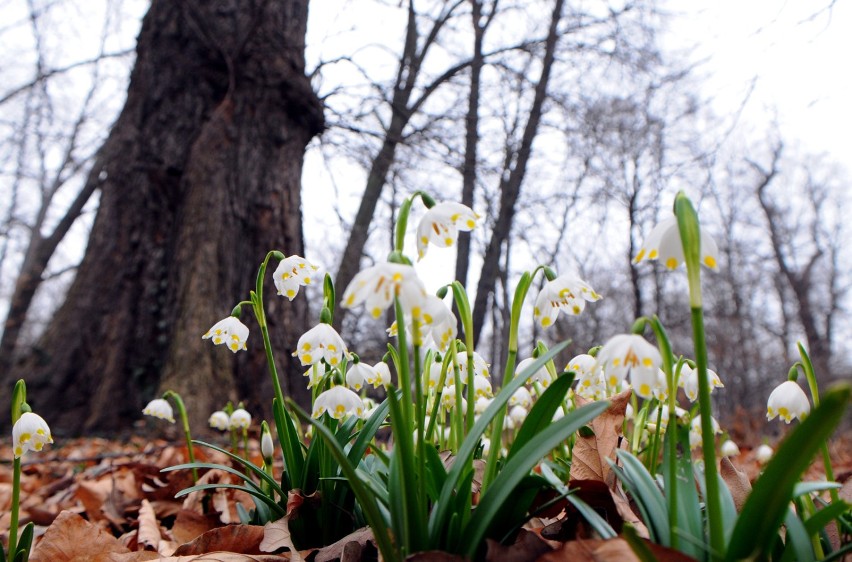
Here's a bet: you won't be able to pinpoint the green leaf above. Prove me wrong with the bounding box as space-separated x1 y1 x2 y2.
793 482 841 497
780 507 815 562
803 500 851 536
623 523 660 562
273 398 304 491
726 383 851 561
461 399 609 558
163 461 282 499
538 463 616 539
506 371 574 462
423 443 448 502
13 522 34 562
174 483 285 517
177 442 285 497
428 341 570 543
662 424 703 557
613 451 670 545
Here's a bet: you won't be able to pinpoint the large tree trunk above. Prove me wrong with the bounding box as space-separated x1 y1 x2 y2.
5 0 323 434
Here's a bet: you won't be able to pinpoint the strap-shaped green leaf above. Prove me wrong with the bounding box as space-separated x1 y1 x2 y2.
613 450 670 545
506 371 574 462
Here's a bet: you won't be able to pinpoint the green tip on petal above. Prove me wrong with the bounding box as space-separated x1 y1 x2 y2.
542 266 558 281
420 192 436 208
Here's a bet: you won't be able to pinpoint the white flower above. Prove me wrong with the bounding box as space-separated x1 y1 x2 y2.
370 361 392 388
143 398 175 423
516 357 554 388
567 354 606 400
428 362 448 389
509 405 528 426
202 316 249 353
303 364 324 388
230 408 252 430
420 294 458 351
533 274 601 328
456 351 490 378
312 386 365 420
472 374 493 398
755 444 774 464
12 412 53 458
720 439 740 457
632 365 665 400
595 334 662 390
766 381 810 423
509 387 533 409
341 263 428 320
679 365 724 402
294 323 349 367
273 255 323 300
475 396 493 414
648 405 688 430
416 202 480 260
441 385 466 411
208 411 230 431
346 362 376 391
634 217 719 271
689 415 721 449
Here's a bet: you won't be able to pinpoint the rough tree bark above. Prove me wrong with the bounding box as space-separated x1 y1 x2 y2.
5 0 323 433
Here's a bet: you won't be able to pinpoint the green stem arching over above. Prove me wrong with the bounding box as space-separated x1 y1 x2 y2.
8 379 27 558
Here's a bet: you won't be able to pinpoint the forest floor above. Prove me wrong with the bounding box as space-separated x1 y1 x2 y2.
1 428 850 562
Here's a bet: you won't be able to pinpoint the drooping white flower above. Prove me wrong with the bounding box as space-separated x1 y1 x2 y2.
472 374 493 399
341 263 428 320
509 405 528 426
208 411 230 431
648 405 688 430
419 294 458 351
370 361 392 388
202 316 249 353
630 364 665 400
440 385 466 412
679 365 724 402
634 217 720 271
143 398 175 423
12 412 53 458
294 323 349 368
720 439 740 457
533 274 601 329
312 386 366 420
272 255 323 301
516 357 554 388
509 386 533 409
766 381 810 423
755 443 774 464
428 362 448 389
689 415 721 449
456 351 490 379
416 202 480 260
595 334 662 390
475 396 493 415
261 429 274 460
230 408 252 430
346 362 376 392
303 364 324 388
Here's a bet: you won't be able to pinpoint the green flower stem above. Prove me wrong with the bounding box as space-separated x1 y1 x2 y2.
690 305 724 560
164 391 198 484
9 457 21 557
411 318 428 524
393 298 414 431
252 253 287 416
797 343 841 505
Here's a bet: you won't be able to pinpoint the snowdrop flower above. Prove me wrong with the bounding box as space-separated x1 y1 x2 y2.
208 410 230 431
12 412 53 458
294 323 349 367
312 386 365 420
342 263 428 320
533 274 601 328
509 387 533 409
755 443 774 464
516 357 554 388
272 255 322 300
345 362 376 391
766 380 810 423
416 202 480 260
229 408 252 430
720 439 740 457
143 398 175 423
509 405 528 426
679 365 724 402
202 316 249 353
689 415 721 449
595 334 662 390
634 217 719 271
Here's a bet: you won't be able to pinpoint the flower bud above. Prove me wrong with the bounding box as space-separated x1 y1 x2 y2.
261 421 274 462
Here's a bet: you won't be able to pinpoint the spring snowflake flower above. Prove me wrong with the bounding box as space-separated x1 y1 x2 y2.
766 381 810 423
509 387 533 409
441 385 466 411
533 274 601 329
294 323 349 367
312 386 365 420
261 430 274 460
566 354 605 400
689 415 721 449
428 362 448 389
346 362 377 391
420 294 458 351
595 334 662 390
370 361 392 388
632 365 666 400
475 396 493 415
516 357 554 388
416 202 480 260
342 262 428 320
472 374 493 398
634 217 719 271
456 351 490 378
720 439 740 457
509 405 528 426
648 405 688 430
273 255 323 300
679 365 724 402
203 316 249 352
208 411 230 431
755 443 774 464
12 412 53 458
303 364 324 388
142 398 175 423
230 408 252 430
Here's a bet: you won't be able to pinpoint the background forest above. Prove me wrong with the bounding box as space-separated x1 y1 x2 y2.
0 0 848 439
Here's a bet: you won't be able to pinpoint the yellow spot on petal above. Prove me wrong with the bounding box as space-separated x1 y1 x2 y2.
304 277 311 284
287 289 296 298
327 344 337 352
609 375 618 387
572 305 580 314
346 294 355 306
20 433 31 443
230 343 239 351
302 343 312 351
213 337 222 344
541 317 552 327
466 219 475 228
421 236 429 244
329 357 339 366
704 256 717 268
412 306 421 318
613 358 621 366
34 442 43 451
778 407 789 419
635 249 646 262
533 307 540 317
303 353 313 363
639 384 651 396
14 446 22 457
642 357 653 367
665 257 678 269
392 273 403 283
335 404 346 415
444 237 453 245
648 250 658 259
36 429 45 436
371 307 382 318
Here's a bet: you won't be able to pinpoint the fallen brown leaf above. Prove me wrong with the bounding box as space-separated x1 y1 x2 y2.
138 499 163 551
312 527 374 562
30 510 132 562
719 457 751 512
569 390 632 487
535 537 697 562
171 509 224 545
173 524 266 556
485 528 554 561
